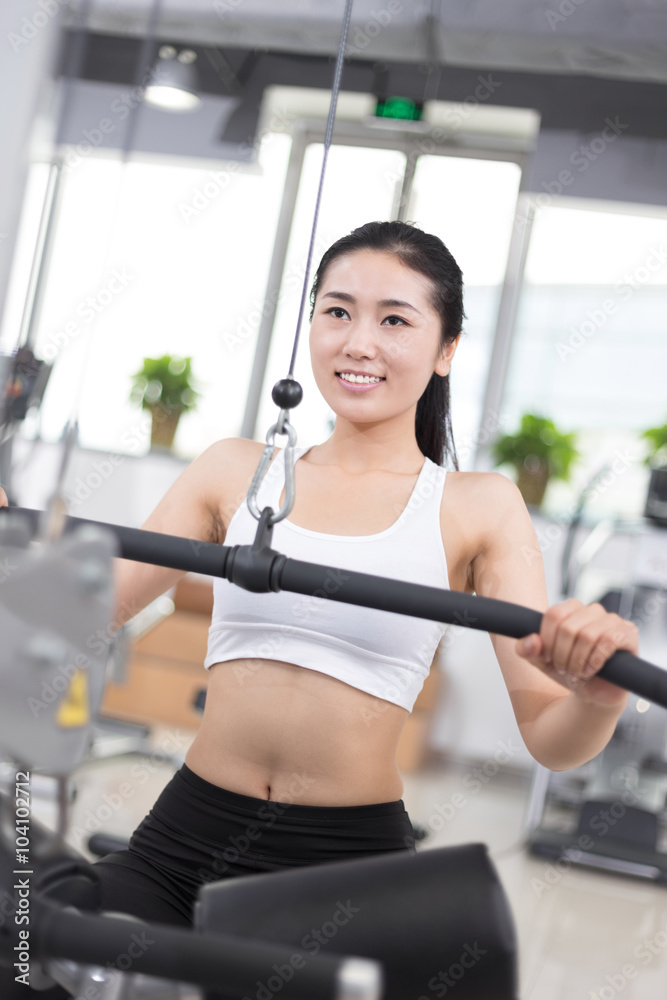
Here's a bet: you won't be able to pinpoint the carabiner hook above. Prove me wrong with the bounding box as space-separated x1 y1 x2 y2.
246 412 297 525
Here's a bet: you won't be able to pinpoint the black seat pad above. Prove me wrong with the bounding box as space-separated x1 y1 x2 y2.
195 842 518 1000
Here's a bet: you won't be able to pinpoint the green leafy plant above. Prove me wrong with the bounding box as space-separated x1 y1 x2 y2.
492 413 580 479
639 421 667 468
491 413 580 506
130 355 200 414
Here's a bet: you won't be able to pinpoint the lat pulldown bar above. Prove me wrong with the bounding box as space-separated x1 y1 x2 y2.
3 505 666 710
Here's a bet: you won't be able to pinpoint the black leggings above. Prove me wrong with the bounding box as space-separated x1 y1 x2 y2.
0 767 413 998
92 762 416 928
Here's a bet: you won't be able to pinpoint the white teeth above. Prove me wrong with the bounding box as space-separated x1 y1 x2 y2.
339 372 383 384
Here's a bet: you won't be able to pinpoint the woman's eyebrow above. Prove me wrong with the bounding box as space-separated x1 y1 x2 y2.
322 291 422 315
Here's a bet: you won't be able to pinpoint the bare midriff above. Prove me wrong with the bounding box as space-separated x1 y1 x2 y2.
184 449 477 808
184 657 409 806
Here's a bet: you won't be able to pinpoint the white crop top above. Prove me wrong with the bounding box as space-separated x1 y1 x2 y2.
204 445 450 712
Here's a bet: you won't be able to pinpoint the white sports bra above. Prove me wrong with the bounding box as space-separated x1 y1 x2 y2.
204 446 450 712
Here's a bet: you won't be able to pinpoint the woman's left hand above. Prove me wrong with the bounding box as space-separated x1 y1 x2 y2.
516 598 638 708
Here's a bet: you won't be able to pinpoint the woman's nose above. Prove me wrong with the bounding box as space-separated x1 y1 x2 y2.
343 322 377 359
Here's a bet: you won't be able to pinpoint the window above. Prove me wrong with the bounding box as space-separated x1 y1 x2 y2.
4 131 292 458
507 201 667 517
409 155 522 470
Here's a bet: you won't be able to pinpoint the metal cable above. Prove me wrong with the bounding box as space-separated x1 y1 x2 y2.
245 0 355 527
286 0 354 378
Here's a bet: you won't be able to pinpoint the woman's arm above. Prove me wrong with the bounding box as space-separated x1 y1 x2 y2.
111 437 253 630
0 440 248 633
469 473 636 771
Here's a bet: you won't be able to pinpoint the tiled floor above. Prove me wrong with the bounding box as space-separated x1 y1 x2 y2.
402 762 667 1000
22 724 667 1000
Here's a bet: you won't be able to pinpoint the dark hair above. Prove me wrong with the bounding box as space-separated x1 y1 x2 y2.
308 220 465 469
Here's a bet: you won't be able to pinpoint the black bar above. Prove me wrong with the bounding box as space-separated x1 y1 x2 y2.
33 896 346 998
2 505 231 576
3 506 667 709
278 560 667 708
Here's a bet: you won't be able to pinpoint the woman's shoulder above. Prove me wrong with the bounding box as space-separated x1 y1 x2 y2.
201 436 265 463
446 468 521 500
439 470 524 589
445 470 524 529
197 435 268 483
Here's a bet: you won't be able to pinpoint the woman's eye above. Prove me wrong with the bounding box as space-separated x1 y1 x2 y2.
324 308 406 326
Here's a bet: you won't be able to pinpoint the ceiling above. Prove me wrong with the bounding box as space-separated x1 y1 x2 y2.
52 0 667 206
65 0 667 84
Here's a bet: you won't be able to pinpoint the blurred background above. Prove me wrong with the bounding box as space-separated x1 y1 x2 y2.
2 2 667 997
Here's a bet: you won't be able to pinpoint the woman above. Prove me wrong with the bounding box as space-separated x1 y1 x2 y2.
0 221 637 933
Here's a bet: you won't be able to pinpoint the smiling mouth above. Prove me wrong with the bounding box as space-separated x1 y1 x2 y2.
336 372 385 385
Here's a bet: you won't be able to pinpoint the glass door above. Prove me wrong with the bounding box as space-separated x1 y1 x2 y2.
255 141 407 446
252 132 525 466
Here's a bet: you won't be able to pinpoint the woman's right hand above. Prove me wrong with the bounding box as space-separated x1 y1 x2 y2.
0 487 7 508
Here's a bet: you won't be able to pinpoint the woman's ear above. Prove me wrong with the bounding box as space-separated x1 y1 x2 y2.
434 331 462 377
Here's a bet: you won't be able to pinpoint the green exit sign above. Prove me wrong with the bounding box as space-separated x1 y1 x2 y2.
374 96 423 121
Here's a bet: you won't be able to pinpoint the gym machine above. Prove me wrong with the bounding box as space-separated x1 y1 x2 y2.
0 504 521 1000
526 472 667 881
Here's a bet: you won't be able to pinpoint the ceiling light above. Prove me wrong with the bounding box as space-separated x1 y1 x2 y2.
145 48 201 113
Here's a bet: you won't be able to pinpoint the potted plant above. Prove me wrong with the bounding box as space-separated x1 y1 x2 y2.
130 355 200 450
491 413 580 508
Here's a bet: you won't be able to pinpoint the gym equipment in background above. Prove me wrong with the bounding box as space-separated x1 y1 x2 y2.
527 482 667 881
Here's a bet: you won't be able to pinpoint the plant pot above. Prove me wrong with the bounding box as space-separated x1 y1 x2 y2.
150 405 182 451
644 464 667 525
516 457 550 508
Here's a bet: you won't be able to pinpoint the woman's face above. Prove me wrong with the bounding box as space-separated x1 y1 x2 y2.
309 249 459 426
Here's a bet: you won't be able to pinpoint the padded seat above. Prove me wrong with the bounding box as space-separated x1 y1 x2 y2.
195 841 518 1000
